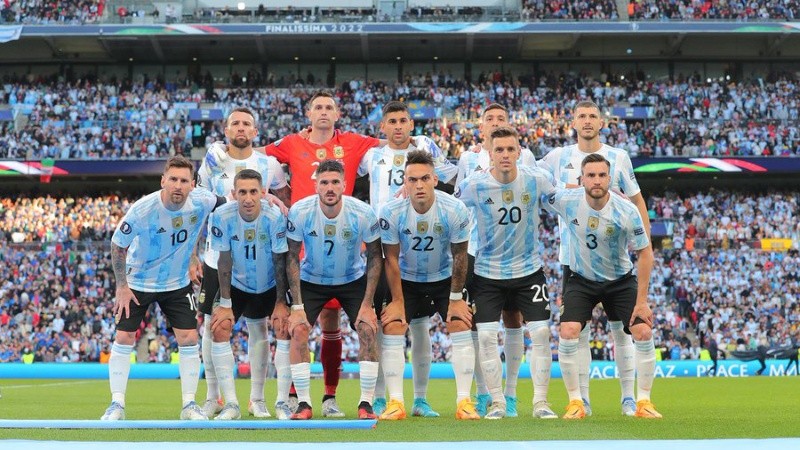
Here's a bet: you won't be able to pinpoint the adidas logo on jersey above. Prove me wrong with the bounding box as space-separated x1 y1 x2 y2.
156 227 166 234
571 219 579 225
484 198 494 204
220 173 229 179
377 159 386 165
232 235 239 241
309 230 318 237
403 228 412 235
565 163 574 170
475 165 483 171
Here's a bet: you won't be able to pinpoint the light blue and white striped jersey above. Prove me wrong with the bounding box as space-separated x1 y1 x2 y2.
358 143 458 211
286 195 381 285
538 143 641 265
112 189 219 293
209 200 288 294
546 189 650 282
197 150 287 269
454 145 537 186
379 191 471 283
455 166 556 280
455 145 537 256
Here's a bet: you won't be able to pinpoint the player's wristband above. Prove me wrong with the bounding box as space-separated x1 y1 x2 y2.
291 304 305 311
449 291 463 301
218 297 232 308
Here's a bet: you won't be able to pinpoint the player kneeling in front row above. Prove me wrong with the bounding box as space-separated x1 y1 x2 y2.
103 156 225 420
285 160 384 420
207 169 290 420
549 153 661 419
378 150 478 420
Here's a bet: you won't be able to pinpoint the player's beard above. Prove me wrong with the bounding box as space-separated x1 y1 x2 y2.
231 136 251 149
321 192 341 208
588 186 608 200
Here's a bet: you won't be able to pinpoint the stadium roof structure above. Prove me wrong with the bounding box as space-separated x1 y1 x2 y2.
1 22 799 63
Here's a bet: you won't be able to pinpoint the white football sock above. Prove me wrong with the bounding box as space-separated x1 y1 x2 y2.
410 317 432 399
578 324 591 402
635 338 656 401
477 322 503 405
202 317 219 401
109 342 133 406
211 341 237 405
503 327 524 398
359 361 379 405
450 330 475 403
611 321 636 401
290 362 311 405
558 337 581 401
274 340 291 404
245 318 269 402
472 330 489 396
527 320 552 405
381 334 406 402
179 344 201 406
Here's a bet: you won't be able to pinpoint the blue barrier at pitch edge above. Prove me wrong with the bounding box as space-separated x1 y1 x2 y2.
0 360 796 379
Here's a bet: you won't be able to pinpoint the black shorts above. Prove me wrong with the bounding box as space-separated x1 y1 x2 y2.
468 254 517 313
117 285 197 332
198 263 219 316
469 270 550 324
397 277 451 322
231 286 277 321
560 271 642 334
301 276 369 330
561 265 621 322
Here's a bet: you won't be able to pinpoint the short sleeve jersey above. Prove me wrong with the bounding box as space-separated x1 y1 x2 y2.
209 200 288 293
197 150 287 269
265 131 379 204
286 195 380 285
455 166 555 280
538 143 641 265
546 189 649 282
379 191 470 283
358 143 458 212
112 189 218 292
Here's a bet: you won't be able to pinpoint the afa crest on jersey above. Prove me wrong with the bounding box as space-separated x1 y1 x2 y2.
521 192 531 205
433 223 444 235
333 146 345 158
605 225 615 236
324 224 336 237
341 228 354 240
189 214 198 225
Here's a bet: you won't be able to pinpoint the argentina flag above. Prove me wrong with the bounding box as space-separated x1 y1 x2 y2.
0 26 22 44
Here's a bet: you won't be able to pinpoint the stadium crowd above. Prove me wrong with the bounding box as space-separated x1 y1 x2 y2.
521 0 619 20
0 189 797 365
1 71 798 160
629 0 799 21
0 0 105 25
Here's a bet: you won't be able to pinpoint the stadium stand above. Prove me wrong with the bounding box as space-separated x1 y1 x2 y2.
1 73 798 160
629 0 800 21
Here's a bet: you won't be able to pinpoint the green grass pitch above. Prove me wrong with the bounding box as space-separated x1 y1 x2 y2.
0 377 798 441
